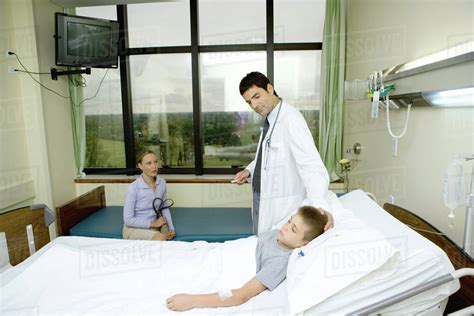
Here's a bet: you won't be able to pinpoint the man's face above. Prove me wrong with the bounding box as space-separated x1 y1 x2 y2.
277 214 310 249
242 84 277 116
138 153 158 178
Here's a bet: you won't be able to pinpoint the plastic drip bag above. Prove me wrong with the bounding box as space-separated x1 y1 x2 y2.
443 159 464 211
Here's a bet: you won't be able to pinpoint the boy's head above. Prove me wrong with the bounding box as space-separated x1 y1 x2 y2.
277 206 328 249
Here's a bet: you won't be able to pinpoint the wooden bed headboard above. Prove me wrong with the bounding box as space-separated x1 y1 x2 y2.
56 186 106 236
383 203 474 313
0 207 52 266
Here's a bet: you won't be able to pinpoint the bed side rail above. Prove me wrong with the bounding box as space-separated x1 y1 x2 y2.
383 203 474 313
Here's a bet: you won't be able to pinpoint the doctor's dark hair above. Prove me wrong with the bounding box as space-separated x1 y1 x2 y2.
297 206 328 241
239 71 279 97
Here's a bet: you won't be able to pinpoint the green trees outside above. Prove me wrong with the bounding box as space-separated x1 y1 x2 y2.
85 110 318 169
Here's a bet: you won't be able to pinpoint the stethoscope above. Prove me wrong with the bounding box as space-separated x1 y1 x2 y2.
152 197 174 218
262 99 283 170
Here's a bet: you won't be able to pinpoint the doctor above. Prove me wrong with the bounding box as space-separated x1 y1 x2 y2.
233 72 333 234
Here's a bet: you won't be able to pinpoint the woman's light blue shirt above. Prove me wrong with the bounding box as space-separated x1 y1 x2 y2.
123 175 175 230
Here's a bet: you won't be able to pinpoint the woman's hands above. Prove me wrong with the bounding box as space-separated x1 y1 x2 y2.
150 216 167 228
167 230 176 240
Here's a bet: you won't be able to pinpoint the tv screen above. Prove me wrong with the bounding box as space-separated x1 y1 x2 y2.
55 13 119 68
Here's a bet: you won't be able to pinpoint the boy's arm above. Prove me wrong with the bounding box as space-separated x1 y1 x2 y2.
166 277 266 312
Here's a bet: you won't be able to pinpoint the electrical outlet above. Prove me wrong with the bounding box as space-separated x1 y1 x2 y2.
5 50 15 58
8 65 16 74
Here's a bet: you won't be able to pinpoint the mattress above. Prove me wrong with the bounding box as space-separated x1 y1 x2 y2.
0 190 459 315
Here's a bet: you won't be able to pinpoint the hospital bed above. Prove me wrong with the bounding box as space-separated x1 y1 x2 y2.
1 190 471 315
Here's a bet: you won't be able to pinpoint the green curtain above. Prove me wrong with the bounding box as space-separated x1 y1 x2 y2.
319 0 346 181
65 8 86 177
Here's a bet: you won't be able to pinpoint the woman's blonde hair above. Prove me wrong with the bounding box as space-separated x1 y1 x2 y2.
137 150 157 165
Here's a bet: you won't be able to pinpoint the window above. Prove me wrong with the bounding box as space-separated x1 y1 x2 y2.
130 54 194 167
76 6 125 168
274 0 325 43
274 50 322 141
128 1 191 47
199 0 266 45
200 51 266 167
81 1 324 174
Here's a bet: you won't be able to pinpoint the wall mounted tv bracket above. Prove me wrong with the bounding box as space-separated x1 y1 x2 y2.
50 67 91 80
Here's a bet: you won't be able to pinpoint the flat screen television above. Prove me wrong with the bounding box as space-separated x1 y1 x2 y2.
55 12 119 68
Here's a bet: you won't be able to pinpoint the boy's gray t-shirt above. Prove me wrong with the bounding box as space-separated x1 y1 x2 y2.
255 229 292 291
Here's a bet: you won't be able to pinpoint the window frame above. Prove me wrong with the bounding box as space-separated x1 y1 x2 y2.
83 0 322 175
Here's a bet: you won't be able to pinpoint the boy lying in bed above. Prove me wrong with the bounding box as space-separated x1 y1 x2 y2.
166 205 328 312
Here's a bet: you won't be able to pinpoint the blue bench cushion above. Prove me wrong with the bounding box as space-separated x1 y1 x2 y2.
69 206 253 242
69 206 124 239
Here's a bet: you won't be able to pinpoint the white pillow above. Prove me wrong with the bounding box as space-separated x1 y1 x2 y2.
286 219 398 315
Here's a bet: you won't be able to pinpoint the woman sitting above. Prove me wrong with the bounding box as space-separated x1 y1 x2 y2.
123 150 176 241
166 205 328 311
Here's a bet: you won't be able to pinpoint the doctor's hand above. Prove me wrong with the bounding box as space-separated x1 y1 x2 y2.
233 169 250 185
318 208 334 231
150 216 167 228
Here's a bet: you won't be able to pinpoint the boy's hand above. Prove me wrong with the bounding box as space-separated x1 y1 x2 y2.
166 294 194 311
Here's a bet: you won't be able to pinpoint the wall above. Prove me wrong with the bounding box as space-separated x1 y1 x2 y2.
76 182 254 207
31 0 77 212
0 0 49 213
344 0 474 251
76 181 345 208
0 0 77 239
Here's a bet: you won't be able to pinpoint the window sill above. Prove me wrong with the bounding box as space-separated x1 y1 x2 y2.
75 175 345 186
75 174 236 184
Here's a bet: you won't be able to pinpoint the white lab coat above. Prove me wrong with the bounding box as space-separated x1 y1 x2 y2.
246 100 331 234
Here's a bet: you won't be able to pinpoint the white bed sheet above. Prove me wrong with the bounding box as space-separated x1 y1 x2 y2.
303 190 459 315
0 190 459 316
0 236 290 316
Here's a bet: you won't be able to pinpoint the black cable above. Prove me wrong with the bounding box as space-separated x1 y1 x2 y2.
11 52 109 107
76 68 109 107
14 69 50 75
69 74 87 87
11 52 70 99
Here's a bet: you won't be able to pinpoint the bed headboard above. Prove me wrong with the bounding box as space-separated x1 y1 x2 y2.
383 203 474 313
56 186 106 236
0 207 52 265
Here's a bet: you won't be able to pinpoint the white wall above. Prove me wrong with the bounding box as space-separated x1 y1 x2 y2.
75 181 345 209
31 0 77 210
344 0 474 251
0 0 49 213
76 182 254 208
0 0 77 239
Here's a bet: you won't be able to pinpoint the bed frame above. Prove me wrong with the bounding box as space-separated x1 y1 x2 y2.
0 206 51 265
383 203 474 313
56 185 106 236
